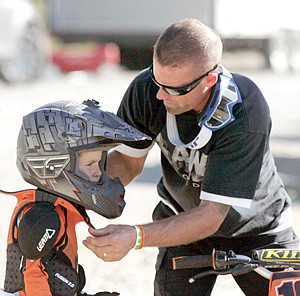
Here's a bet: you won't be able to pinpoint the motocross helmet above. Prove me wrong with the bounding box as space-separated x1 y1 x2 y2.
17 99 151 218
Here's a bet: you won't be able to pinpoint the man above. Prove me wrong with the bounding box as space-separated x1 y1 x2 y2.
83 19 299 295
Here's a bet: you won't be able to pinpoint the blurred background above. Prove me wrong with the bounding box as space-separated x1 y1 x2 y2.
0 1 299 295
1 0 300 83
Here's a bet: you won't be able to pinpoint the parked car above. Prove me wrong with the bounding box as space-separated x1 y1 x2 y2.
0 0 50 83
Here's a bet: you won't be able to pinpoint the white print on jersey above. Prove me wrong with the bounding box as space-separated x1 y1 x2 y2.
157 133 208 187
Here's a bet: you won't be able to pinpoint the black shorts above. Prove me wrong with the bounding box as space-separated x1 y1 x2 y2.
154 227 299 296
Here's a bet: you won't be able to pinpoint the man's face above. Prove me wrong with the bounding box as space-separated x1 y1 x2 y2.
151 61 217 115
78 150 103 182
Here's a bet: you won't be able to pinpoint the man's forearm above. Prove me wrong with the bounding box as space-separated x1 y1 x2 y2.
83 200 230 262
142 201 230 247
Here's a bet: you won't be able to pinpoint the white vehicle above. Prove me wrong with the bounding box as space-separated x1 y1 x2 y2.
215 0 300 72
0 0 50 83
46 0 300 71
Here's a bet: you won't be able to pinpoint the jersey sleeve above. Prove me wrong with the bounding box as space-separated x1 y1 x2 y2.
201 130 268 208
114 141 155 158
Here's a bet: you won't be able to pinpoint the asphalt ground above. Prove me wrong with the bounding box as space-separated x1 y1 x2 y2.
0 53 299 295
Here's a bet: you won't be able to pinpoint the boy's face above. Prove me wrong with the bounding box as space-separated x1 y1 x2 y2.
78 150 103 182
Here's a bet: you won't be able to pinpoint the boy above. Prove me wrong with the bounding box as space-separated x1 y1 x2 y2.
0 99 150 296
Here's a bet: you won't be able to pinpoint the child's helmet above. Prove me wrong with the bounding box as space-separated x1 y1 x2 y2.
16 99 151 218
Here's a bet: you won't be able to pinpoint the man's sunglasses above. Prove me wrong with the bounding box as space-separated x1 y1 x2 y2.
149 64 218 96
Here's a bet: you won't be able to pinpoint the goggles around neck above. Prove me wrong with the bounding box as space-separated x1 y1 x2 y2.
198 66 242 131
149 64 218 96
166 66 242 149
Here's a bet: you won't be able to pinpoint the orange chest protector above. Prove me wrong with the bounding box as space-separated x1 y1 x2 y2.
2 188 92 296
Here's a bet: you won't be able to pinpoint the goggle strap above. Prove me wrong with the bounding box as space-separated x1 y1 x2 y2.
166 112 212 149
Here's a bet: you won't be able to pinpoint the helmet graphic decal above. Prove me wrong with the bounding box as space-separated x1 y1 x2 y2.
26 155 69 178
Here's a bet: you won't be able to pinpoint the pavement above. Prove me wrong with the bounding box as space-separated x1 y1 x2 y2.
0 55 299 295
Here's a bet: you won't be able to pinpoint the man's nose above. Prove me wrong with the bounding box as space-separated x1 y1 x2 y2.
156 87 171 100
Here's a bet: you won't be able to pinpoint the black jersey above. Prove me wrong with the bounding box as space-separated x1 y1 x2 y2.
116 66 293 237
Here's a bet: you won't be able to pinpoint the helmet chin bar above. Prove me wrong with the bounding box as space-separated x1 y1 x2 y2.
66 171 125 219
33 170 125 219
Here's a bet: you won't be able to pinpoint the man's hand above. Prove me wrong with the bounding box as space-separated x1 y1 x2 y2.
83 200 230 261
83 225 136 261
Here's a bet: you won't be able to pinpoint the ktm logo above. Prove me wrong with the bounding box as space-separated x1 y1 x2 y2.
260 249 300 262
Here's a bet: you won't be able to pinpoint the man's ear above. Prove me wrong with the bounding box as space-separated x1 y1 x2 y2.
206 72 218 87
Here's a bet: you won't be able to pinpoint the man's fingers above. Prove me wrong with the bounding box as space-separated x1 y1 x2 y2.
88 226 109 236
83 234 110 247
83 239 119 262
